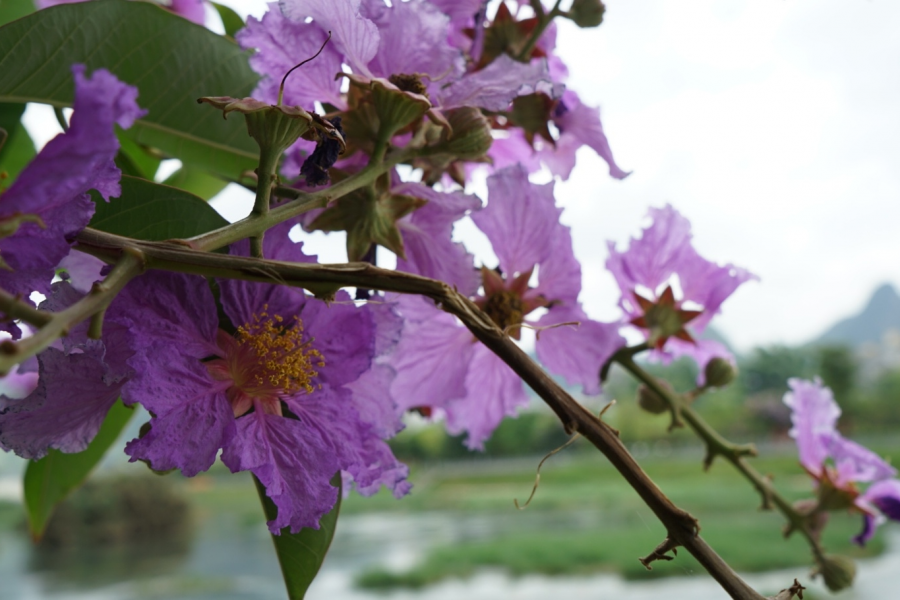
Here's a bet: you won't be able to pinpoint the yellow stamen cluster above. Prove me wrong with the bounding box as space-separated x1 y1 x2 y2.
236 306 325 395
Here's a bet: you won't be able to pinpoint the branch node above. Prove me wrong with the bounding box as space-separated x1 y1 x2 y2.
767 578 805 600
638 536 681 570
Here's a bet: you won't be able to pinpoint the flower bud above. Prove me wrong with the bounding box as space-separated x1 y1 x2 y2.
816 554 856 592
704 357 736 388
568 0 605 28
637 382 672 414
430 107 492 159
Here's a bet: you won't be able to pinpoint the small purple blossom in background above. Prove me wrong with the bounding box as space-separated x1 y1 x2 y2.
606 205 755 380
117 224 408 533
783 378 900 546
0 64 144 302
391 165 623 449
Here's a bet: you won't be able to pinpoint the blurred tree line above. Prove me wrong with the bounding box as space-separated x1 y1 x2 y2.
390 342 900 462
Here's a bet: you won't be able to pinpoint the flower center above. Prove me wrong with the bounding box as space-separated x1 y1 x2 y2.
482 290 525 337
236 309 324 395
208 307 324 417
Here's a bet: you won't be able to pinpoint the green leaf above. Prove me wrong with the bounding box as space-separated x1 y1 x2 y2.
90 175 228 240
163 166 229 200
212 1 245 39
0 1 260 178
254 473 342 600
0 102 36 183
0 0 35 27
23 400 134 539
115 132 161 180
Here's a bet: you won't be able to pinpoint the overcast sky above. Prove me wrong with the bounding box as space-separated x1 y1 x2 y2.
552 0 900 351
23 0 900 352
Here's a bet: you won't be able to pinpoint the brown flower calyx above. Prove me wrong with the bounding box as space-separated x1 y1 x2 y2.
388 73 429 97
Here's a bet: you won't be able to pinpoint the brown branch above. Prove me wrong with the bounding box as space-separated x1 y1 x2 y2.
71 227 786 599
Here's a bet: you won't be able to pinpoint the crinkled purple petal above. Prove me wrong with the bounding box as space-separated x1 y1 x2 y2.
0 343 129 459
221 406 340 533
111 271 220 365
367 294 404 357
395 182 481 295
535 305 624 396
363 0 463 95
346 433 411 498
555 91 629 180
534 133 580 179
439 54 562 111
676 247 757 332
124 367 235 477
530 220 581 304
41 282 133 382
488 130 542 173
279 0 379 76
445 342 528 450
346 364 403 438
783 378 840 475
238 4 344 108
300 294 376 388
606 205 694 309
389 296 474 412
0 64 143 297
473 164 559 277
0 195 94 297
826 435 897 486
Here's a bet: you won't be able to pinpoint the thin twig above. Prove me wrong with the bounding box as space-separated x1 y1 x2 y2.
615 353 827 566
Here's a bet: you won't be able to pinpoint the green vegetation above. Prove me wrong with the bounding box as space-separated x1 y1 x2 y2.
356 517 878 589
346 450 888 590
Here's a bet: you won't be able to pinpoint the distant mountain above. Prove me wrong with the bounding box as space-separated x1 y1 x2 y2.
816 283 900 346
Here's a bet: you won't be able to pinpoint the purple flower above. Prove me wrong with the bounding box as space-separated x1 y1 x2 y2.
118 224 408 533
783 378 900 546
247 1 557 113
0 282 134 459
606 205 755 378
390 165 623 449
0 64 144 300
36 0 207 24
